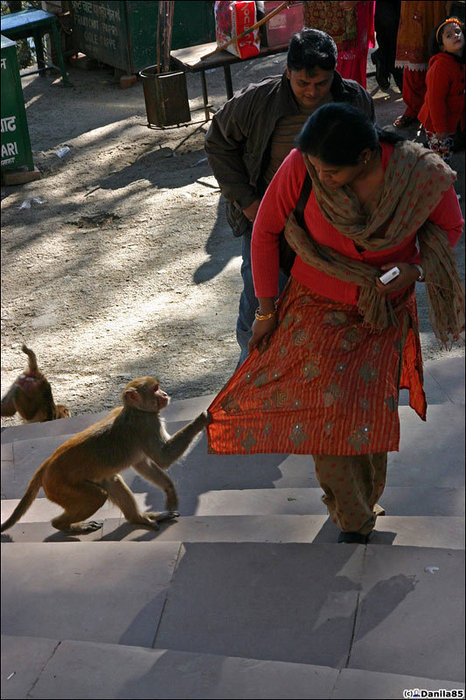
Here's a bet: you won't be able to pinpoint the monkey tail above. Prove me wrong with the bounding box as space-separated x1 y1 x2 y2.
21 344 39 374
1 471 42 532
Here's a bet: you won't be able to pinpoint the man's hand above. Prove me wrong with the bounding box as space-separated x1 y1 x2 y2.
242 200 261 223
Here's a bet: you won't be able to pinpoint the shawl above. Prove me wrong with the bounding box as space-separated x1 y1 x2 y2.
303 2 357 47
395 1 445 71
284 139 465 347
302 1 374 58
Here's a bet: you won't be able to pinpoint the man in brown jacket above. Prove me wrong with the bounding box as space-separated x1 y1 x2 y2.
205 28 375 365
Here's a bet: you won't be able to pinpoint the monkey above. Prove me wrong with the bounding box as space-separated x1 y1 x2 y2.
1 376 211 535
1 344 71 423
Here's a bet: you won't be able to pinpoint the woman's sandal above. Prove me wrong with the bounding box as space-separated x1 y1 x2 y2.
393 114 419 129
338 531 370 544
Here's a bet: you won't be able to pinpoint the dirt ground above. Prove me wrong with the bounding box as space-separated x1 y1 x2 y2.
1 53 464 425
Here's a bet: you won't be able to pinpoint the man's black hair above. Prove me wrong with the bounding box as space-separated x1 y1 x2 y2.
287 28 338 73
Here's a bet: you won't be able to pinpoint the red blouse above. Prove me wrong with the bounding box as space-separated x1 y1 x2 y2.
418 52 466 134
251 142 463 304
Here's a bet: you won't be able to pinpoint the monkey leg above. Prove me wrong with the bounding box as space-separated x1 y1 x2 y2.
133 458 179 512
50 481 107 534
1 386 17 417
103 475 179 530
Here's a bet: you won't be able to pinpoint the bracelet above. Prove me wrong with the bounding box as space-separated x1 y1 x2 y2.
255 307 276 321
413 264 425 282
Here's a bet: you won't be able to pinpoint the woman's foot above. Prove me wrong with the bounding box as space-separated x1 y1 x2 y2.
338 531 370 544
393 114 419 129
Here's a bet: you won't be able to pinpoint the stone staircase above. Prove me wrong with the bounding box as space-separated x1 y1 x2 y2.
1 357 464 699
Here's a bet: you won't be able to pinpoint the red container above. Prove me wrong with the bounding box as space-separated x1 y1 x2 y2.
263 1 303 47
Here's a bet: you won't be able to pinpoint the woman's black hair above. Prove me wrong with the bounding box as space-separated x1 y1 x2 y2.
287 28 337 73
428 16 464 57
295 103 404 166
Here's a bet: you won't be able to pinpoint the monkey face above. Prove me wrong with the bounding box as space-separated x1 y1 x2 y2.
123 377 170 413
153 385 170 410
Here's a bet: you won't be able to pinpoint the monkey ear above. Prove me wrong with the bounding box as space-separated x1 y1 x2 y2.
124 388 141 405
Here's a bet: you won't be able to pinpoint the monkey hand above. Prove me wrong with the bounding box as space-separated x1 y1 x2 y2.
194 410 212 428
203 410 214 426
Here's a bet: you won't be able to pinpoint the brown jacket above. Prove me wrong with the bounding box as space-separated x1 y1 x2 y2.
205 71 375 236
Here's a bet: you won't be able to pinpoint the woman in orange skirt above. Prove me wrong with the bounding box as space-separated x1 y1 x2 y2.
207 103 464 544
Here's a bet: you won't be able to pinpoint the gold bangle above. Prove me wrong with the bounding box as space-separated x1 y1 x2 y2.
255 308 276 321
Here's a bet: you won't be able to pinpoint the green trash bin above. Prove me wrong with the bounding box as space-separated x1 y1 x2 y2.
1 34 35 173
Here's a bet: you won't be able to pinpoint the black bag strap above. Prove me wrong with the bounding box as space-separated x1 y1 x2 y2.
294 172 312 229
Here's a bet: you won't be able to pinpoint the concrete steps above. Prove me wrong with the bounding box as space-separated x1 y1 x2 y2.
1 541 464 685
3 635 463 700
2 402 464 500
1 511 464 548
1 357 464 697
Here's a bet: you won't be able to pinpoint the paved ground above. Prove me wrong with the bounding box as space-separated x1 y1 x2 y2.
1 43 465 700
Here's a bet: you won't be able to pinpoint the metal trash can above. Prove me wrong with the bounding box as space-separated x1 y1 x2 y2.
1 34 35 172
139 65 191 127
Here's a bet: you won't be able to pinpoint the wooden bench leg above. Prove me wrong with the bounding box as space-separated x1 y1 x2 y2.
50 19 70 86
223 65 233 100
33 30 46 74
200 70 210 121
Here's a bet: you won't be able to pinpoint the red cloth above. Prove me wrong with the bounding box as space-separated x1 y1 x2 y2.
418 52 466 134
337 0 375 89
207 277 424 456
337 53 370 88
251 142 463 300
402 67 427 118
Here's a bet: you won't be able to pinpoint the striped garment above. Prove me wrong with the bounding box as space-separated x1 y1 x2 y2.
207 278 425 456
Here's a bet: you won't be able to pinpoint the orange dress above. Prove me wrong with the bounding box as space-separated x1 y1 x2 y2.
207 277 424 456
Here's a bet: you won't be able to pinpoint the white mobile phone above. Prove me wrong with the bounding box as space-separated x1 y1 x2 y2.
379 266 401 285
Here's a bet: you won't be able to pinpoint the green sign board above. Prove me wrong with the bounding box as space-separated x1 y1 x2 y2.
1 34 34 171
71 1 216 74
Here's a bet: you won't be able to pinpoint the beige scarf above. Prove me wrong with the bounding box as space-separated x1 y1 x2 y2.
284 140 465 347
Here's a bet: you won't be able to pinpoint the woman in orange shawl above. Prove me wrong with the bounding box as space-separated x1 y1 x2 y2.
207 104 464 544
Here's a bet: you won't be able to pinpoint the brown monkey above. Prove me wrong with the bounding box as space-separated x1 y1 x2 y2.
1 377 211 534
1 344 71 423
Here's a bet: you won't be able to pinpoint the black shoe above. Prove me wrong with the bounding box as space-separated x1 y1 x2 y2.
338 531 370 544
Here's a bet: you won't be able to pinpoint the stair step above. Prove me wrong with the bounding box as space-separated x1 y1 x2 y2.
0 394 215 445
2 403 465 503
192 486 465 517
152 542 465 682
2 543 463 683
2 482 464 528
1 514 463 549
1 355 462 450
3 635 463 699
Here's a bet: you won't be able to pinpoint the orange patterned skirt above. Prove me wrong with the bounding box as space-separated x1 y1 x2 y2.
207 279 426 456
